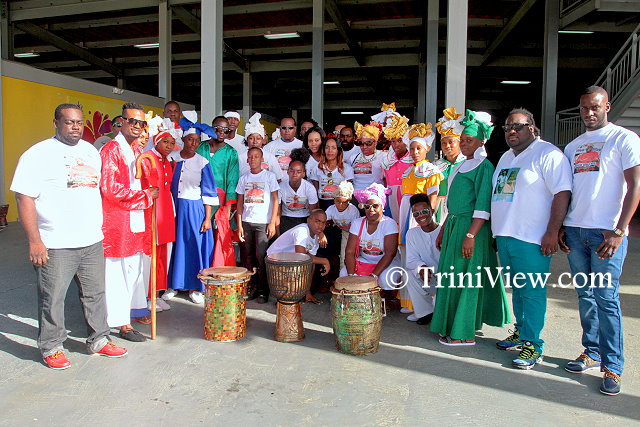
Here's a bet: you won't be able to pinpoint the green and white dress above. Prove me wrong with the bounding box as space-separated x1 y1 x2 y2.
430 156 510 340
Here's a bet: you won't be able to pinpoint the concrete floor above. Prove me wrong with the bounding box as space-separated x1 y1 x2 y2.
1 223 640 426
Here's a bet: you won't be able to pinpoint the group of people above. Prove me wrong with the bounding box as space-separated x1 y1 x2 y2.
11 86 639 397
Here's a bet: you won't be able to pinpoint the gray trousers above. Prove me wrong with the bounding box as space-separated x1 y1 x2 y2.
35 241 110 357
241 221 270 296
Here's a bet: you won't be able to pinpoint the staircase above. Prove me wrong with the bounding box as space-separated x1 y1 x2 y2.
556 22 640 148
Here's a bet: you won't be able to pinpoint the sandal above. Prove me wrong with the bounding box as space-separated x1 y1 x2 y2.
132 315 152 325
438 336 475 346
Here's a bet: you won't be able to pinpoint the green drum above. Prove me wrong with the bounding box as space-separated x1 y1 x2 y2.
331 276 383 355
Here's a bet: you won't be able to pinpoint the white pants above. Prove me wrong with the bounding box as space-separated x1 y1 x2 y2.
105 254 150 327
405 273 435 318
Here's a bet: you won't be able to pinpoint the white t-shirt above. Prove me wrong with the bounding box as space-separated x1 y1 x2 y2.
305 155 320 180
348 150 385 191
10 137 104 249
225 133 246 153
343 146 360 165
267 223 320 256
348 216 398 264
263 137 303 172
309 164 355 200
235 169 280 224
406 224 441 278
279 179 319 218
326 204 361 231
564 123 640 230
238 149 285 181
491 138 573 245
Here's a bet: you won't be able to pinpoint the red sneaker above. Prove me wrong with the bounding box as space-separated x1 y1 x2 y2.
43 350 71 370
96 342 128 358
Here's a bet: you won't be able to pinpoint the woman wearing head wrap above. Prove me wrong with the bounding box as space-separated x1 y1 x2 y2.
238 113 285 182
350 121 386 192
434 107 467 222
380 115 413 223
341 183 401 292
163 120 219 304
430 109 511 346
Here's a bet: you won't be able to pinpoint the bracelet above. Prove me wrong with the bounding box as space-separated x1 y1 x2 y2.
370 273 379 280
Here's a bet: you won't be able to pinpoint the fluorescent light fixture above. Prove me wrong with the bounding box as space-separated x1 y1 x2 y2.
323 81 340 85
264 32 300 40
341 111 364 115
501 80 531 85
14 52 40 58
134 42 160 49
559 30 594 34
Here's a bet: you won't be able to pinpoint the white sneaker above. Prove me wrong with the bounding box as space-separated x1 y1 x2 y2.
156 298 171 311
148 299 164 312
407 314 419 322
190 291 204 304
162 289 177 301
400 307 413 314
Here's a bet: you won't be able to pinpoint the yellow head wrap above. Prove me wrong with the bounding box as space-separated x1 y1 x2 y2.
403 123 435 151
435 107 464 138
383 115 409 140
355 121 382 140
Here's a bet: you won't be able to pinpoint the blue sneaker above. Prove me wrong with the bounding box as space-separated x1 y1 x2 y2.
565 353 600 373
496 329 522 351
512 343 543 370
600 369 621 396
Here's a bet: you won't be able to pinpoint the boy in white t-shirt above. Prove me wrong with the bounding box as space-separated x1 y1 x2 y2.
236 147 280 303
325 181 360 271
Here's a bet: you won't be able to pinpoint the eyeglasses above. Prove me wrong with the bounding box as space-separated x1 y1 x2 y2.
214 126 230 134
412 208 431 218
502 123 531 132
361 141 376 146
112 122 122 128
363 203 380 210
281 126 295 130
123 117 148 128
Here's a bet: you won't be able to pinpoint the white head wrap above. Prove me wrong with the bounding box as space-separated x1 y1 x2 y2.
224 111 241 120
244 112 265 138
271 127 281 141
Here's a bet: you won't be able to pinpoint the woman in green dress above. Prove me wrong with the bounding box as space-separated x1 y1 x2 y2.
431 110 510 346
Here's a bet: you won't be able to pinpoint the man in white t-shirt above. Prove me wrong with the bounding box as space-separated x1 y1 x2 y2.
264 117 303 173
560 86 640 396
10 104 128 370
491 108 572 371
224 110 246 153
339 126 360 165
267 209 331 303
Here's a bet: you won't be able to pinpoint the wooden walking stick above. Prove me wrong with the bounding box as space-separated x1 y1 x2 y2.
136 152 159 340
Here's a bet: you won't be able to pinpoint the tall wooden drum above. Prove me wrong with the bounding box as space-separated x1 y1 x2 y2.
331 276 383 355
199 266 253 342
265 253 313 342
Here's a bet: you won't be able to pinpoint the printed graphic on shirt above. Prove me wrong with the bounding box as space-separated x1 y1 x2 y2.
360 238 383 256
304 238 316 252
275 148 293 170
492 167 520 202
319 176 338 200
334 218 353 230
285 194 307 211
66 156 99 188
354 162 372 175
245 181 266 203
573 142 604 174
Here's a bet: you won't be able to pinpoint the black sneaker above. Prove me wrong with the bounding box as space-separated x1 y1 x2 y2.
256 294 268 304
119 328 146 342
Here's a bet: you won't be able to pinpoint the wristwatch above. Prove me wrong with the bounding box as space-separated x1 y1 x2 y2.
613 228 625 237
466 233 475 239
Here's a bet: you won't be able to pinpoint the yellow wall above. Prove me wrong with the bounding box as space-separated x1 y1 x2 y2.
2 76 163 221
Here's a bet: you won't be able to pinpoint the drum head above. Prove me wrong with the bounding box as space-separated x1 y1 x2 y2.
199 266 250 281
266 252 312 263
334 275 378 291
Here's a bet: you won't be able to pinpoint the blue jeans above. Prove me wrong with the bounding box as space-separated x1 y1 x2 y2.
496 236 550 353
564 226 626 375
35 241 110 357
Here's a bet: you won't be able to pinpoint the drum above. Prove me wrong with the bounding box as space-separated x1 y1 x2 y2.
198 266 253 342
331 276 383 355
265 252 314 342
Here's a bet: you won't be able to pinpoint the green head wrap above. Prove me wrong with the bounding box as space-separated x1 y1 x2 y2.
460 109 494 141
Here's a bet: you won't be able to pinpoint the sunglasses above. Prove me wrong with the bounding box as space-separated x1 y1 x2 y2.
412 208 432 218
214 126 231 133
123 117 148 128
502 123 531 132
112 122 123 128
281 126 295 130
363 203 380 210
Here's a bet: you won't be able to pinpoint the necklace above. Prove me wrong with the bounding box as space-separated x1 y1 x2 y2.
359 152 376 162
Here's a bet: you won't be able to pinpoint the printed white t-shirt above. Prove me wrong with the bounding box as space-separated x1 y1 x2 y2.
491 138 573 245
235 169 280 224
225 134 246 153
309 164 355 200
348 216 398 264
267 224 320 256
326 203 361 231
349 150 385 191
564 123 640 230
263 138 303 172
238 149 285 181
279 179 319 218
10 137 104 249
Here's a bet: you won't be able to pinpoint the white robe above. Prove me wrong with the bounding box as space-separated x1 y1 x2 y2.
404 224 442 317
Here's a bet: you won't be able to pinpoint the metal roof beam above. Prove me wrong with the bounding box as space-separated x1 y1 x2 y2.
481 0 538 65
14 21 123 77
325 0 364 66
10 0 159 21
